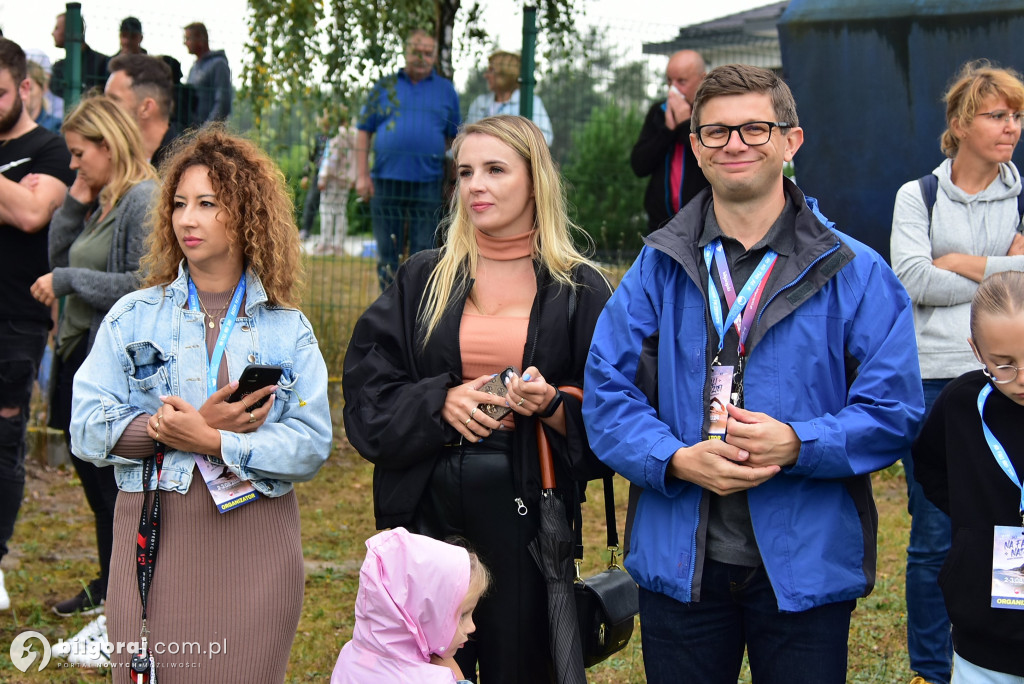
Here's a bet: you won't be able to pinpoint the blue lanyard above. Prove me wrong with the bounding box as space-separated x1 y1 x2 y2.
977 384 1024 519
703 240 778 355
188 276 246 398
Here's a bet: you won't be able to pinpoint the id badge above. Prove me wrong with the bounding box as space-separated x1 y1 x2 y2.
194 455 259 513
708 365 733 440
991 525 1024 609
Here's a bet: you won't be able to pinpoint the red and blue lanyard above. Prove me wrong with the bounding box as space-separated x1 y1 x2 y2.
977 384 1024 523
703 239 778 359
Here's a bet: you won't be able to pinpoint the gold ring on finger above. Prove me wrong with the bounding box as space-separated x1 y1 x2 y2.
464 416 473 426
469 407 479 419
155 430 159 441
249 412 256 424
516 398 525 407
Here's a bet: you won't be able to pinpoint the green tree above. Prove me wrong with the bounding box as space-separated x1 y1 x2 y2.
563 102 647 256
242 0 584 127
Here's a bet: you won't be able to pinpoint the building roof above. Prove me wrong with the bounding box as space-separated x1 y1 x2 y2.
643 1 790 69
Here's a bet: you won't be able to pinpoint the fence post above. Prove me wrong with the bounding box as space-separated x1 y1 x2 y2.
64 2 84 109
520 6 537 120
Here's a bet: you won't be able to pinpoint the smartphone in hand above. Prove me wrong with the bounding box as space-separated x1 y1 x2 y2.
477 366 518 421
228 364 283 410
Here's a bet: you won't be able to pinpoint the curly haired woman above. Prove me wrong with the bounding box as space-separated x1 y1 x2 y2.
70 127 332 683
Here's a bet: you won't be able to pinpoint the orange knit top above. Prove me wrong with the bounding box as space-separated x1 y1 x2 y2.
461 229 536 428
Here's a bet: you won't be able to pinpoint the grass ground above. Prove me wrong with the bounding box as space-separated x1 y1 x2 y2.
1 254 915 682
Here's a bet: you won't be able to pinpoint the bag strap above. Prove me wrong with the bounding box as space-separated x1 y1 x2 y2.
917 174 938 239
919 171 1024 234
572 476 619 570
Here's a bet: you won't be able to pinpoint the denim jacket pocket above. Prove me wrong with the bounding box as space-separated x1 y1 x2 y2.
125 340 171 394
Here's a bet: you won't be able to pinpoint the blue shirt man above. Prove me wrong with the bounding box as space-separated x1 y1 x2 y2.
356 30 460 290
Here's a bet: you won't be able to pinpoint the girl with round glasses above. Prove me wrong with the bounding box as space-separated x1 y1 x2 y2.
913 270 1024 683
890 60 1024 684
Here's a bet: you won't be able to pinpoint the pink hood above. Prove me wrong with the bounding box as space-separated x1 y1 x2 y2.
331 528 470 684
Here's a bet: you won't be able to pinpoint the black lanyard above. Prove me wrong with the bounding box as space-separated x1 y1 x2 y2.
137 440 165 622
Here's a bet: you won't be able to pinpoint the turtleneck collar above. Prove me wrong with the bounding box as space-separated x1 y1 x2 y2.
475 228 535 261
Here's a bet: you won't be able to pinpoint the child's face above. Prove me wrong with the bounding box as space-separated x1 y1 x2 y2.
445 589 481 654
970 311 1024 405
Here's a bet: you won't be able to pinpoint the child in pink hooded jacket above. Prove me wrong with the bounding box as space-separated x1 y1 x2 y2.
331 527 490 683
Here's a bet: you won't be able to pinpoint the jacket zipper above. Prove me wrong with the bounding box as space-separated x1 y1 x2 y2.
755 241 841 329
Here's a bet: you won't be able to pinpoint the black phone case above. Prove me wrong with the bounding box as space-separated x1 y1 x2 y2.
477 367 518 421
228 364 283 410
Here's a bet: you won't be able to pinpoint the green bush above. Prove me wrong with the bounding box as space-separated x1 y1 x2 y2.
563 103 647 257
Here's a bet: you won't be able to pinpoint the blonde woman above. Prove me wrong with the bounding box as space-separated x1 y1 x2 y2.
344 115 610 683
30 96 157 627
466 51 553 146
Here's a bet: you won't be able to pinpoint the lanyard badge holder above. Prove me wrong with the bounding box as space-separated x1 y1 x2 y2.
133 439 164 683
977 384 1024 611
704 240 777 438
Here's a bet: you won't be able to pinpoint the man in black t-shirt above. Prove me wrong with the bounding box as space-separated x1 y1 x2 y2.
0 37 74 612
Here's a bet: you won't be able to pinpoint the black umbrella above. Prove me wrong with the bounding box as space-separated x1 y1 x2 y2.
527 386 587 684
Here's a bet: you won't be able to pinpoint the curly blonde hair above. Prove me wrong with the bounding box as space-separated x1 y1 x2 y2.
141 126 304 307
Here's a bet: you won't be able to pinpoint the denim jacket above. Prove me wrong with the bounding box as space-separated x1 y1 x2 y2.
70 263 332 496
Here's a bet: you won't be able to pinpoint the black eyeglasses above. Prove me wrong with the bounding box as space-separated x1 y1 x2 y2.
695 122 792 148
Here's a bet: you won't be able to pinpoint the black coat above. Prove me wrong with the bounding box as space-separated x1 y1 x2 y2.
343 249 612 529
914 370 1024 676
630 100 709 233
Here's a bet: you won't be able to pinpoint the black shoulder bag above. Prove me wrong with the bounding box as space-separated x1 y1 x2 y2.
573 475 639 667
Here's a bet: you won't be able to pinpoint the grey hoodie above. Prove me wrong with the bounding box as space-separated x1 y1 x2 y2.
891 159 1024 379
187 49 232 123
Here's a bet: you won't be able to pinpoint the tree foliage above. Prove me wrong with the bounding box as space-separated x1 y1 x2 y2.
242 0 584 128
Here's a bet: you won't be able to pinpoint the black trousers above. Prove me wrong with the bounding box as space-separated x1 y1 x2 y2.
410 431 556 684
51 338 118 595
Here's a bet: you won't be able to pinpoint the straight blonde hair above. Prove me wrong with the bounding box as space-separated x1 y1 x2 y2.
417 115 598 345
61 96 156 209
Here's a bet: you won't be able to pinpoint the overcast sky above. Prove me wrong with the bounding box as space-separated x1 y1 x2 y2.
0 0 775 85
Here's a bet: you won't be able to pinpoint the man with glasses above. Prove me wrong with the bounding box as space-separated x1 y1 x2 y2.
584 64 924 683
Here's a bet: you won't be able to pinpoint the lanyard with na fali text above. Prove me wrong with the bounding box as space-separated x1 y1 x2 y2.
977 383 1024 525
187 276 246 397
187 275 260 514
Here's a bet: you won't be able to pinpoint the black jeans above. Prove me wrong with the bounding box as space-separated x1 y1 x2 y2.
50 337 119 595
0 318 50 561
410 432 555 684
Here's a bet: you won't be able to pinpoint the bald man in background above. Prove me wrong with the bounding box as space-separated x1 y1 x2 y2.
631 49 710 233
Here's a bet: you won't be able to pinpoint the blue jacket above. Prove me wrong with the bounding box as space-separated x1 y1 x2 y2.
583 180 924 612
70 263 332 497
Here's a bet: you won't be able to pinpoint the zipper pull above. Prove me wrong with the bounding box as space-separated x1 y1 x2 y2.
514 497 528 516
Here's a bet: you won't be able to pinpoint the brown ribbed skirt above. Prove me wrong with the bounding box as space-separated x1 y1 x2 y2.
107 478 304 683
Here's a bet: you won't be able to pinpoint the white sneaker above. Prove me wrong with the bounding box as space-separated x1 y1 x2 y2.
54 614 108 658
61 615 112 666
0 568 10 610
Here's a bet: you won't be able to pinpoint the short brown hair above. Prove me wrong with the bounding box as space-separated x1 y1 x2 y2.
184 22 208 43
0 37 27 85
108 54 174 119
691 64 798 131
941 60 1024 158
142 127 304 308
